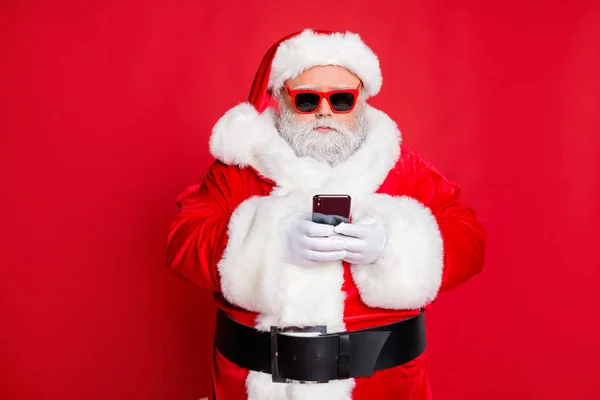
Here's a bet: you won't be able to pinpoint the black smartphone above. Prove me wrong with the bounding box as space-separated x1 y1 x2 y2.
312 194 351 226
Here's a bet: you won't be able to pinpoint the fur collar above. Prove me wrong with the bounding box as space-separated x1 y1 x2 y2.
209 103 402 195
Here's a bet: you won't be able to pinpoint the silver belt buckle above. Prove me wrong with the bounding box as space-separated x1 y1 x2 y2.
269 325 327 383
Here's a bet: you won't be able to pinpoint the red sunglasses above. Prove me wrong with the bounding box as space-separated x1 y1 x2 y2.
284 84 361 114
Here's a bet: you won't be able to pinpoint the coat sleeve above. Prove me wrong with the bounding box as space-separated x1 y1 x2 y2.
165 161 252 292
409 153 486 293
349 150 486 310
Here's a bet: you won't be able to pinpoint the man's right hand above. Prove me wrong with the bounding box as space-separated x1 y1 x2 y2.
283 212 347 266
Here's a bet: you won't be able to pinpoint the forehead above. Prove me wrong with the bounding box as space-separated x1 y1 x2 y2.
286 65 361 90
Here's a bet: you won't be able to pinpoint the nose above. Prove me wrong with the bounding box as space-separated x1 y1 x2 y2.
315 97 332 117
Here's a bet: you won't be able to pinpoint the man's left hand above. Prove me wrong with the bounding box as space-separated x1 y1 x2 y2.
333 216 387 265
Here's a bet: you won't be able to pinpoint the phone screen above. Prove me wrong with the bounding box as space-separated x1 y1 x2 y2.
312 195 351 226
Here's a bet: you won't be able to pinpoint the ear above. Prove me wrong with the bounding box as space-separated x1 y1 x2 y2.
358 83 367 101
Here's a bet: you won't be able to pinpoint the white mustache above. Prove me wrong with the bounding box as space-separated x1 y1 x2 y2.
308 118 345 132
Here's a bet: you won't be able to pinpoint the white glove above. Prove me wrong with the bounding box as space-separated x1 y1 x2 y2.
284 212 348 266
333 216 387 265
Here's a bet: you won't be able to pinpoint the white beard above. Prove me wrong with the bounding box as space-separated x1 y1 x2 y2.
276 103 368 166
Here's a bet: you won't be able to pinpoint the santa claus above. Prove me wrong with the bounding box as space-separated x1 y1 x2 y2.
166 29 486 400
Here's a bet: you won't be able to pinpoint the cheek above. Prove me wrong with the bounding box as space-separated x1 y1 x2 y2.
333 112 356 127
295 113 316 123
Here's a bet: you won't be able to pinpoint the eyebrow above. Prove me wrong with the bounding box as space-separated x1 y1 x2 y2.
330 84 356 90
292 84 319 90
291 84 356 91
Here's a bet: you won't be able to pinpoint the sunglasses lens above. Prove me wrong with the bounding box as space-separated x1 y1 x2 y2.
330 92 355 112
295 93 320 112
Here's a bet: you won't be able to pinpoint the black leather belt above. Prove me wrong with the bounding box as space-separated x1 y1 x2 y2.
214 308 426 383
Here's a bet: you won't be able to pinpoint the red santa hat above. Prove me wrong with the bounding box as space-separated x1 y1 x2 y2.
248 29 383 113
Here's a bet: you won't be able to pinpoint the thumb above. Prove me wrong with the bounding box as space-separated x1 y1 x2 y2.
352 216 378 226
333 222 367 239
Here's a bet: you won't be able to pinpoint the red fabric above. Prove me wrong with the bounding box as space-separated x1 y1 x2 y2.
166 145 485 399
3 2 600 399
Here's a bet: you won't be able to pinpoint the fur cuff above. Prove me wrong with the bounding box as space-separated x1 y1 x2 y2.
350 194 444 310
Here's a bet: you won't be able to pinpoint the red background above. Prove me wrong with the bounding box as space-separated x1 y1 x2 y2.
1 1 599 399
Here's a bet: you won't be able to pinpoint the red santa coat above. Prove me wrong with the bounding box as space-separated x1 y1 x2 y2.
166 102 486 400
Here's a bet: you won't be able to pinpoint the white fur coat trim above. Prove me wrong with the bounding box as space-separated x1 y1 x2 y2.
210 102 400 196
350 194 444 310
217 193 354 400
217 194 347 332
211 103 442 399
268 29 382 98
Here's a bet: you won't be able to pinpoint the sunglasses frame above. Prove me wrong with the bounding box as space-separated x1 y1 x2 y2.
284 84 361 114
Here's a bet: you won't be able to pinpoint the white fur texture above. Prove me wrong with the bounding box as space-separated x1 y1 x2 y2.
209 103 277 168
217 193 354 399
350 194 444 310
269 29 382 98
246 371 355 400
211 103 432 399
217 194 347 331
210 103 400 196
